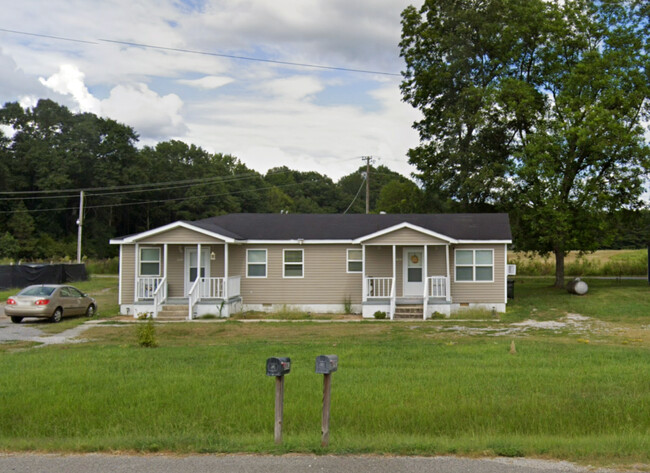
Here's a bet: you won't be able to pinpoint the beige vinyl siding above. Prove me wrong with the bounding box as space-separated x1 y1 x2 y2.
365 246 392 277
121 245 135 303
364 227 448 246
137 226 225 244
428 246 448 276
231 244 363 304
450 244 505 304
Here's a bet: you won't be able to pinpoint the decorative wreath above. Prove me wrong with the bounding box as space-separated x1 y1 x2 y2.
410 255 419 264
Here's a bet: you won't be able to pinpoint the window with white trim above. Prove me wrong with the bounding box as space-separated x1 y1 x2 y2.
140 247 161 276
283 249 303 278
347 249 362 273
455 249 493 282
247 249 267 278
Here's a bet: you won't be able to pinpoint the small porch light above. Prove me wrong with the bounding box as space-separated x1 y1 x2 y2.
210 251 216 260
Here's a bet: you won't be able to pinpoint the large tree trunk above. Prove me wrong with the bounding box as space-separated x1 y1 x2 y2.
554 248 565 288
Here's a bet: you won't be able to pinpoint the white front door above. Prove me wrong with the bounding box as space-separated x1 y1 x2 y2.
184 248 210 296
403 248 424 296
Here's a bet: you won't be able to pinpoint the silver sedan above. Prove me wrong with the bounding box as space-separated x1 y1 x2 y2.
4 285 96 323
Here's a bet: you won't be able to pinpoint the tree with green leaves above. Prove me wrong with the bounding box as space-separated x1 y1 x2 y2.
401 0 650 287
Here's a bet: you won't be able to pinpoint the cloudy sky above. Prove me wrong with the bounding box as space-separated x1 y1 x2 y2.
0 0 424 180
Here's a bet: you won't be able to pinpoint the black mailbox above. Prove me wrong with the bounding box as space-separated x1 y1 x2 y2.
315 355 338 374
266 357 291 377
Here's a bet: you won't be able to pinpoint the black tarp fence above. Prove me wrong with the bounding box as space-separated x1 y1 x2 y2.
0 264 87 290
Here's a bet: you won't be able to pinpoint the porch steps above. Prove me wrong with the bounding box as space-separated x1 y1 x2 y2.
393 304 424 319
156 305 189 321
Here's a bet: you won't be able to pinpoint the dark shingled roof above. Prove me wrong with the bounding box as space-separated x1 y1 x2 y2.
189 213 511 241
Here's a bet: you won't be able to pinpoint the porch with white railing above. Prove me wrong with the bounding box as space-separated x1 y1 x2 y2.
364 277 397 320
188 276 242 320
423 276 450 320
137 277 165 300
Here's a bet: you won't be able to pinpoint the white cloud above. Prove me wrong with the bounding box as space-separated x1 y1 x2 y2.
177 76 234 89
100 83 187 139
39 64 101 114
261 76 324 101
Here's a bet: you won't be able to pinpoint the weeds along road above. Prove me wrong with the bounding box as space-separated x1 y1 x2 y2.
0 454 624 473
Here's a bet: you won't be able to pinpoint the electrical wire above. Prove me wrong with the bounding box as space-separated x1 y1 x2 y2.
343 176 366 214
0 177 332 214
0 27 401 77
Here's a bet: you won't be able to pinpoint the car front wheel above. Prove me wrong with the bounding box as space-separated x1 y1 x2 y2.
51 308 63 323
10 316 23 324
85 304 96 317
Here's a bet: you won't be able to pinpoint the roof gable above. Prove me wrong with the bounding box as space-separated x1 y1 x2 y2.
356 223 455 244
111 221 236 244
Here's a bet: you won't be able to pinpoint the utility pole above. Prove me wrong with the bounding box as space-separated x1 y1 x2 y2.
76 190 84 264
362 156 374 214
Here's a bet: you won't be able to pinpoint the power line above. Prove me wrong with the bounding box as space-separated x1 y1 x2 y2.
0 168 291 198
0 27 401 77
0 28 97 44
343 175 366 214
0 178 332 214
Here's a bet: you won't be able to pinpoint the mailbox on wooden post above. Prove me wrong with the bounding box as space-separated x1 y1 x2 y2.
315 354 338 447
266 357 291 444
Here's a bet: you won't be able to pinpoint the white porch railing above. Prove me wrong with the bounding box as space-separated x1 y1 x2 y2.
188 277 201 320
198 276 242 299
201 277 225 299
428 276 448 299
152 277 167 318
137 277 164 299
365 277 393 298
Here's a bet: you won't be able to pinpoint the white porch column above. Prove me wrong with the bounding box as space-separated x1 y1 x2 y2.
445 245 451 302
224 243 229 300
362 244 366 302
163 244 168 283
134 243 139 302
392 245 396 293
118 245 123 306
423 244 428 320
197 243 202 296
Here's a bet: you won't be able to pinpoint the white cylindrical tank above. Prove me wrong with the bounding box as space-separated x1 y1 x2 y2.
567 277 588 295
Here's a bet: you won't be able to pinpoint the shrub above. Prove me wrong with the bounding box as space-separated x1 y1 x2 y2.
137 319 158 348
343 296 352 314
374 310 387 319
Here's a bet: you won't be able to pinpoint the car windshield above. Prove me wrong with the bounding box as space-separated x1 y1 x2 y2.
19 286 56 297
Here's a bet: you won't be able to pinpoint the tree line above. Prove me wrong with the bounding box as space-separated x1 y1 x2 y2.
0 99 432 260
1 97 647 267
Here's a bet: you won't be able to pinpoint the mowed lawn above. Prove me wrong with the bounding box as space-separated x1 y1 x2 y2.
0 277 648 466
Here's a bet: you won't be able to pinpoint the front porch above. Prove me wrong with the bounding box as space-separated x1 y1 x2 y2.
135 275 242 319
131 241 241 319
360 243 452 320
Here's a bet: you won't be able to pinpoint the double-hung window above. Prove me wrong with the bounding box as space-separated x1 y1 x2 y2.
455 249 493 282
347 249 362 273
247 249 267 278
139 248 160 276
283 249 303 278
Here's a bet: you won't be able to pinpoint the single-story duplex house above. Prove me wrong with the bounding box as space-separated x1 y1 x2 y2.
109 213 512 320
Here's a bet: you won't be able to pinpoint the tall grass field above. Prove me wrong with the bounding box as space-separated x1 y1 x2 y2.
509 249 648 276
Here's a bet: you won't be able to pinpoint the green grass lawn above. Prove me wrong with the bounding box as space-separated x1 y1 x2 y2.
505 277 650 323
0 277 648 467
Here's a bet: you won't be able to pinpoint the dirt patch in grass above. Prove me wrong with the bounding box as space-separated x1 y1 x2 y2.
0 340 43 352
